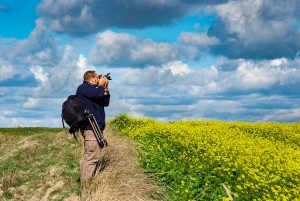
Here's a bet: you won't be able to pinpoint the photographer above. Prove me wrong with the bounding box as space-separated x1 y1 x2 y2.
76 70 110 185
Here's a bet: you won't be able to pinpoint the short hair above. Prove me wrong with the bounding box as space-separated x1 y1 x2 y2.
83 70 97 81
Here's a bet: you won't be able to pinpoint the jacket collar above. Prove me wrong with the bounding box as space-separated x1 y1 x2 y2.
83 81 97 86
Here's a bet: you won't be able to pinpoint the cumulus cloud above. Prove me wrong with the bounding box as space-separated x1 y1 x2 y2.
0 22 93 127
262 108 300 122
118 57 300 98
22 97 39 109
90 31 217 67
36 0 300 61
166 61 191 76
30 66 49 85
1 55 300 126
27 45 90 96
221 58 300 93
90 31 179 67
177 32 220 61
2 0 300 126
22 97 64 110
0 18 62 90
0 19 58 69
0 59 15 82
179 32 219 47
208 0 300 59
108 57 300 122
37 0 228 36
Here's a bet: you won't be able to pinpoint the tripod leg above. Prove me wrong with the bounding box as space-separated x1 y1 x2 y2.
87 115 101 145
87 114 107 148
91 115 104 138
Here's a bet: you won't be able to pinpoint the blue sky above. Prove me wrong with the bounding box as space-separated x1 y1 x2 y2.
0 0 40 38
1 0 300 127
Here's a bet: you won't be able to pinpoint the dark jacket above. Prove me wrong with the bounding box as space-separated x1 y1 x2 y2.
76 81 110 130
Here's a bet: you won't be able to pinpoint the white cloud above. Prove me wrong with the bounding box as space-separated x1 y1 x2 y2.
21 97 65 110
131 41 178 64
90 31 221 67
231 58 300 90
90 31 178 66
118 57 300 97
23 46 92 97
270 58 287 66
179 32 219 47
163 61 191 76
234 62 279 89
0 19 59 87
90 31 135 64
77 54 88 69
2 3 300 127
262 108 300 122
30 66 49 85
0 59 15 81
37 0 227 36
2 55 300 126
22 98 39 109
209 0 300 59
107 57 300 122
1 110 16 116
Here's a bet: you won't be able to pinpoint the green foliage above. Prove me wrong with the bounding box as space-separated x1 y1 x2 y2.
111 115 300 201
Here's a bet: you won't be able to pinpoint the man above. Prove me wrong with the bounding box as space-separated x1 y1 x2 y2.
76 70 110 184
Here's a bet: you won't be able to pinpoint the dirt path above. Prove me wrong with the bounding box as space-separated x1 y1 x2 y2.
80 126 165 201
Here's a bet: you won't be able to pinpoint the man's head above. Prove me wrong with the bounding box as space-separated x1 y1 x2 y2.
83 70 108 87
83 70 98 85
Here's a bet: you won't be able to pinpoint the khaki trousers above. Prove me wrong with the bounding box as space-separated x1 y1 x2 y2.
80 129 101 184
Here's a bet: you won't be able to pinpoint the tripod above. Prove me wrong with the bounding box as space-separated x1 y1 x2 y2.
85 110 107 148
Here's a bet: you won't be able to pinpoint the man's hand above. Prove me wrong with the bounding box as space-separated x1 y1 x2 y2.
98 76 109 88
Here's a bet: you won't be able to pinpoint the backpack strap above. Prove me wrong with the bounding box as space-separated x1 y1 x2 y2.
73 133 78 141
62 116 65 128
69 127 78 141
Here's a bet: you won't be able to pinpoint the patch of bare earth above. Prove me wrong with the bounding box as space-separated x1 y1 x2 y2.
81 126 165 201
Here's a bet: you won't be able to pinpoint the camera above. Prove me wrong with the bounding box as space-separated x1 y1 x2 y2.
98 73 112 80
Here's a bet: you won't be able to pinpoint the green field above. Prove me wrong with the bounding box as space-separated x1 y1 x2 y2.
1 116 300 201
111 115 300 201
0 128 81 200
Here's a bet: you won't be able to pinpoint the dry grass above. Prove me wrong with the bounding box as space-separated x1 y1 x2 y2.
0 127 165 201
0 130 81 200
81 126 165 201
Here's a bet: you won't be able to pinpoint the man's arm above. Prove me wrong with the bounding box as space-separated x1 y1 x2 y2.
99 77 110 107
103 88 110 107
79 85 105 100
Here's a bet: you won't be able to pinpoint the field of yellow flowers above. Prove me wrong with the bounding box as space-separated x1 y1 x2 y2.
111 114 300 201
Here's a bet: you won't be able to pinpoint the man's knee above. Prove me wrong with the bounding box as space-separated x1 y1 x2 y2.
84 140 100 161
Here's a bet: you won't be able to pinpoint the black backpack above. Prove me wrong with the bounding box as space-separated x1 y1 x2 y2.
61 95 87 138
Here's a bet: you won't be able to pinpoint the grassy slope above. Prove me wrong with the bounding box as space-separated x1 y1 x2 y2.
0 126 165 201
0 128 81 200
